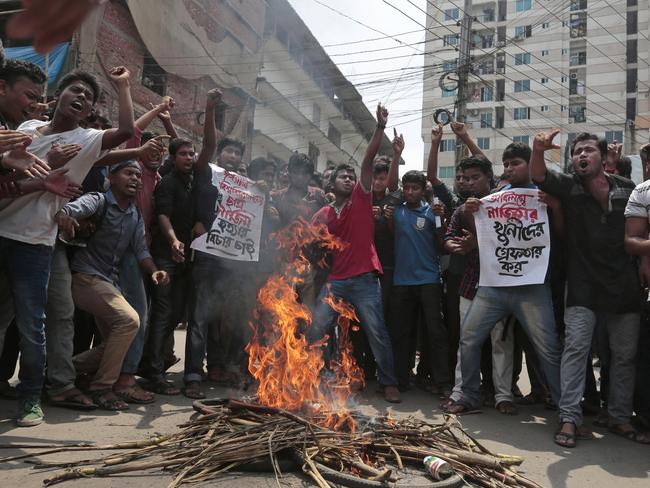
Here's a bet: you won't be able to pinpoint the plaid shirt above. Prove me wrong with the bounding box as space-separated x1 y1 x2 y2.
444 205 480 300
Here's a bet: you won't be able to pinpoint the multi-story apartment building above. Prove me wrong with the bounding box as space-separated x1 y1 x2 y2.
422 0 650 183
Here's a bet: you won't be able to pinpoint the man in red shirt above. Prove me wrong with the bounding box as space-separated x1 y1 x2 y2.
311 104 400 403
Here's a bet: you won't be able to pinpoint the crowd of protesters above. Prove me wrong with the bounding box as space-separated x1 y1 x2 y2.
1 47 650 451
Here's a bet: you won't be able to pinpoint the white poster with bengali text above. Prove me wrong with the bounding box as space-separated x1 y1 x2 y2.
475 188 550 287
191 165 265 262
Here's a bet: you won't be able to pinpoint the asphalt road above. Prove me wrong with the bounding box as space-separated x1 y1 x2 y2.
1 330 648 488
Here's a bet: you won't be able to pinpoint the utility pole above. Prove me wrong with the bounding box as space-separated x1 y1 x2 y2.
455 0 473 164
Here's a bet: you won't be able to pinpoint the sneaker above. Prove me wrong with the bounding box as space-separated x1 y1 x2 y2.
16 397 44 427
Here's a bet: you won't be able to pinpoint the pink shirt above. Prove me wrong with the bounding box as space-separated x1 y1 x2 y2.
312 183 382 281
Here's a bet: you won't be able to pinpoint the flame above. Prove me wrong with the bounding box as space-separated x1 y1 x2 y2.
246 218 364 428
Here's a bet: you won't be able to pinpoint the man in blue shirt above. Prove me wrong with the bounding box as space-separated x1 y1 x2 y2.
387 170 451 393
55 160 169 411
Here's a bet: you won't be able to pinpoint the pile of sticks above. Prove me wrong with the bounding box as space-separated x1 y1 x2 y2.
4 399 544 488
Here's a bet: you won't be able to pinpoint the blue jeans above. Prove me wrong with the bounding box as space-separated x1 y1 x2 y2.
0 237 53 398
458 284 561 409
119 250 148 374
311 273 397 387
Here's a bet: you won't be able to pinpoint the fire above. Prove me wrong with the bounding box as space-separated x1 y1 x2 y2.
245 219 365 428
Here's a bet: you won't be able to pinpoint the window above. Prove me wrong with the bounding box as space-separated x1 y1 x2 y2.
480 87 493 102
516 0 533 13
439 166 455 179
442 88 458 98
308 142 320 166
570 12 587 38
541 105 550 112
142 50 167 96
514 107 530 120
562 48 568 55
570 51 587 66
514 79 531 92
605 131 623 144
513 135 530 145
328 123 341 147
514 53 531 65
569 103 586 122
542 22 550 29
561 76 568 82
477 137 490 150
627 0 637 5
570 0 587 11
627 39 638 64
627 10 638 35
514 25 532 38
312 103 321 126
444 8 459 21
627 68 638 93
561 105 567 112
444 34 458 46
443 60 458 72
627 97 637 121
570 78 586 95
215 103 227 132
541 49 549 56
541 77 549 84
440 140 455 152
480 112 493 128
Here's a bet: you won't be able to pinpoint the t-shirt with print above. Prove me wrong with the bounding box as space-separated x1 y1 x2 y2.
393 201 441 286
311 183 382 281
0 120 106 246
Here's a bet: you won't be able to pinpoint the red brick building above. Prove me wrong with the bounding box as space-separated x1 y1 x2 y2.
76 0 266 147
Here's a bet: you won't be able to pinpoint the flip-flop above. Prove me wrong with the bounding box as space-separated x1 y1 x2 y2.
609 425 650 444
145 380 181 396
554 429 576 448
48 390 98 410
183 382 206 400
114 385 155 404
441 400 482 416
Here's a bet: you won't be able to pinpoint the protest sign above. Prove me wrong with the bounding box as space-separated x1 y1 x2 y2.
475 188 550 287
191 165 265 262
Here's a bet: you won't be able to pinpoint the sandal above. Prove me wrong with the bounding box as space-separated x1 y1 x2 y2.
114 385 155 404
496 401 518 415
609 424 650 444
48 388 97 410
183 381 205 400
554 422 576 448
90 389 129 411
441 400 482 415
145 380 181 396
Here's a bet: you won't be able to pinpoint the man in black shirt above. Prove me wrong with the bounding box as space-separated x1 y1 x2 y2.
140 89 219 394
532 130 644 447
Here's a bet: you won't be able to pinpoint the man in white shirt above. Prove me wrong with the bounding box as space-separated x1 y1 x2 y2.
0 66 135 426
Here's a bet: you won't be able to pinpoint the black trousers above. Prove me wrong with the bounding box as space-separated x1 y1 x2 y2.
389 284 451 389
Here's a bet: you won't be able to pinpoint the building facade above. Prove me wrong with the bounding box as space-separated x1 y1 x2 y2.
422 0 650 182
1 0 393 171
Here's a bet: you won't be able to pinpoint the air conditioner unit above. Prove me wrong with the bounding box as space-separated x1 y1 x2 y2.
496 40 506 47
570 73 578 79
470 109 480 116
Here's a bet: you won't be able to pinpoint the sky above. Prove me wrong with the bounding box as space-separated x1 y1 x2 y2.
287 0 429 173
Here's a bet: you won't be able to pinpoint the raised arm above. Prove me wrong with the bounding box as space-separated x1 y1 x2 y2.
101 67 135 150
136 96 173 131
426 124 444 185
195 88 222 171
450 120 485 159
157 105 179 140
531 129 560 184
360 103 388 192
94 138 165 167
387 128 403 192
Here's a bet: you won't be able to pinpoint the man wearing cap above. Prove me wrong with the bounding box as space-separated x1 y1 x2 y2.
55 160 169 411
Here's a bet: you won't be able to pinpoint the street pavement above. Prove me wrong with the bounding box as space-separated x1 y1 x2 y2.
1 330 648 488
